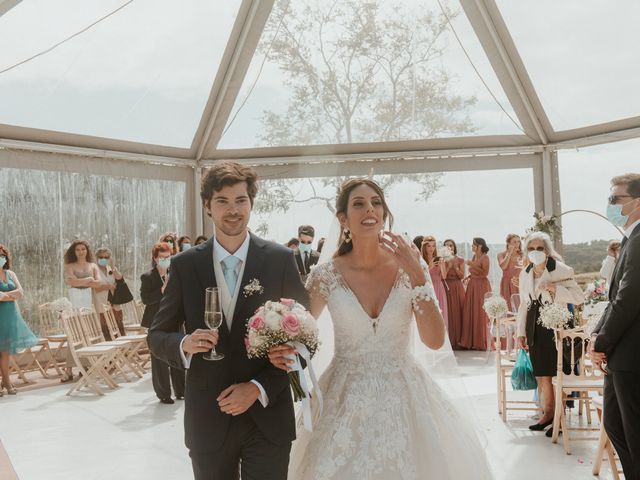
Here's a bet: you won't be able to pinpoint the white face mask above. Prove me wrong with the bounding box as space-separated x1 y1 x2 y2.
527 250 546 266
298 243 312 254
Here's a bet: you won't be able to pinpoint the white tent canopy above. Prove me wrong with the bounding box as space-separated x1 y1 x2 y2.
1 0 639 236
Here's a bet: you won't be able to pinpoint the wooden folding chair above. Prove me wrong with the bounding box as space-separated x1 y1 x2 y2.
592 396 622 479
103 305 146 377
77 309 135 383
551 328 604 454
62 311 119 396
120 301 145 334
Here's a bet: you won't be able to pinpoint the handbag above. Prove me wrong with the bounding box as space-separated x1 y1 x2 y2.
511 349 538 391
108 278 134 305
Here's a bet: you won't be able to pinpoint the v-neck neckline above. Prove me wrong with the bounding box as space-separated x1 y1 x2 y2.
331 260 401 321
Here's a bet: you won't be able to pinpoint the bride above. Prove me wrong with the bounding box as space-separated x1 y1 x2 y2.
269 178 493 479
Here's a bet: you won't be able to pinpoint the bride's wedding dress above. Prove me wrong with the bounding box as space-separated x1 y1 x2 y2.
289 260 493 479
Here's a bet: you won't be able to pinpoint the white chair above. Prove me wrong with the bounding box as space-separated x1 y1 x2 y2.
592 396 622 480
61 311 119 396
551 328 604 454
493 314 540 422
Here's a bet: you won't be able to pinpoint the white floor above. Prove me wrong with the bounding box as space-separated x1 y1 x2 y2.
1 352 616 480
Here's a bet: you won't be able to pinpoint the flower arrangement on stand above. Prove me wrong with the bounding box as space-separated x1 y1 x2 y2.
584 279 608 305
483 294 508 320
526 211 562 241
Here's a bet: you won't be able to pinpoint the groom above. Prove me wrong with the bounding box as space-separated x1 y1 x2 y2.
148 162 308 480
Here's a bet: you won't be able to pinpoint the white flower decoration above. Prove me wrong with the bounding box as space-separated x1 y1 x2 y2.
243 278 264 297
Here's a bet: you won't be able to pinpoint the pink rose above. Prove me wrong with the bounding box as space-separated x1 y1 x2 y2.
280 298 295 308
281 313 300 336
249 315 265 330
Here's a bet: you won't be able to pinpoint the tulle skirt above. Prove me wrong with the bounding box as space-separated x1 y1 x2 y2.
289 353 493 480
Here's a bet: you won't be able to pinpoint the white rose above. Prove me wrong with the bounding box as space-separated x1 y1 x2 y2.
265 309 282 330
248 329 265 348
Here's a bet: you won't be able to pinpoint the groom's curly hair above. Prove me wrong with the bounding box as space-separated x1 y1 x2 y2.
334 178 394 257
201 162 259 208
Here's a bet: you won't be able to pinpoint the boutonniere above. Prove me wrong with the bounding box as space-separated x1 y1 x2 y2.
243 278 264 297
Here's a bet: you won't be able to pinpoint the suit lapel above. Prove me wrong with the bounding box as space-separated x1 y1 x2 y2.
193 237 230 337
230 233 268 337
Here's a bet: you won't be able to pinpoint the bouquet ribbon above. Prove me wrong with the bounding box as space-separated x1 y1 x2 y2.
287 341 323 432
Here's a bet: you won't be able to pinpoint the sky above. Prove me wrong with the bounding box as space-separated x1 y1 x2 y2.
0 0 639 246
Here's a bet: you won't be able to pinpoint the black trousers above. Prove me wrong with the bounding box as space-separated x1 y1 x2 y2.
604 370 640 480
150 354 184 400
189 414 291 480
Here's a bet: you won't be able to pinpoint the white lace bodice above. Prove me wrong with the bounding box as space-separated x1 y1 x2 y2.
306 260 423 371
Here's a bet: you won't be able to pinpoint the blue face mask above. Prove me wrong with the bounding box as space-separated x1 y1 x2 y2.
0 256 6 268
158 258 171 269
607 199 639 227
298 243 312 255
97 258 109 267
181 243 191 251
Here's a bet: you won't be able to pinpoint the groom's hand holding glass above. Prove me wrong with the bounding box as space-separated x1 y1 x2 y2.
182 329 219 354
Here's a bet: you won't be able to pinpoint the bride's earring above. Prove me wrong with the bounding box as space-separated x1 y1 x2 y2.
343 227 352 244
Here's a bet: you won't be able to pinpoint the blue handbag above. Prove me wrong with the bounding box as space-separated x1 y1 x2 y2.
511 349 538 391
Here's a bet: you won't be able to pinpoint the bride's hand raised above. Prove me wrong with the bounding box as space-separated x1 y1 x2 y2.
379 231 426 286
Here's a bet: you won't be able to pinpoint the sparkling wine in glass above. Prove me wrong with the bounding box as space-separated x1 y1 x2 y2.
203 287 224 361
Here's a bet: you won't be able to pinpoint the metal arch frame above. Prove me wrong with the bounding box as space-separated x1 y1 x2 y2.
1 0 640 243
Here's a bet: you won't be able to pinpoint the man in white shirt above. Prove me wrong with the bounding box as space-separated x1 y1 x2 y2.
148 162 308 480
599 239 621 285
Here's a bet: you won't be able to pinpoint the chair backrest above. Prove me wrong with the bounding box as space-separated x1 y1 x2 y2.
510 293 521 314
38 303 59 336
120 301 139 325
103 305 121 339
493 314 517 358
78 308 106 345
555 327 603 382
61 310 87 350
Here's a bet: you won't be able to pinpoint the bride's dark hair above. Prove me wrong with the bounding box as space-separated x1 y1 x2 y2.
334 178 394 257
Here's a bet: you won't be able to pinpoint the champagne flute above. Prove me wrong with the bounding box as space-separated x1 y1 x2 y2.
203 287 224 361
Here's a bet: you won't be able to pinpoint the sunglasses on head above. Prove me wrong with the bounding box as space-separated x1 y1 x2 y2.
608 194 637 205
527 246 545 252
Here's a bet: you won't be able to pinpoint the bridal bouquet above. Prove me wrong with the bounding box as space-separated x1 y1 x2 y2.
483 294 508 319
538 303 573 330
246 299 319 401
584 279 607 305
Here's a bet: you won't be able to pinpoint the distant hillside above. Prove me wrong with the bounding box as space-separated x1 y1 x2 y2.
562 240 611 274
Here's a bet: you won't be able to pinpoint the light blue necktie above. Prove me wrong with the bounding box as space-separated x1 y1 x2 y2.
221 255 241 294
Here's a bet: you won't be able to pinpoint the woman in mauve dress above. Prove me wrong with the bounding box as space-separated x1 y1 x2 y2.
498 233 523 310
421 236 448 328
443 239 465 350
460 238 492 351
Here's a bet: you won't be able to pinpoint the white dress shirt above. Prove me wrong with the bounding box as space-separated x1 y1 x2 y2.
180 233 269 407
624 218 640 238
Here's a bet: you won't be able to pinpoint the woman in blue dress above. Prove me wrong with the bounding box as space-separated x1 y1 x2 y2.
0 244 38 395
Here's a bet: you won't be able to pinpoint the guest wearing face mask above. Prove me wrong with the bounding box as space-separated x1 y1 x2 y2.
516 232 583 435
159 232 179 256
94 247 124 340
140 242 185 404
0 244 38 395
294 225 320 281
178 235 192 253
